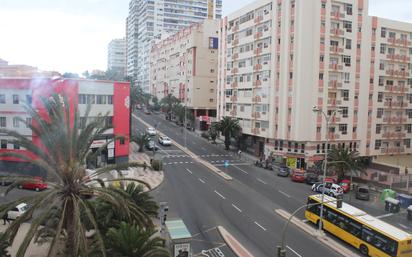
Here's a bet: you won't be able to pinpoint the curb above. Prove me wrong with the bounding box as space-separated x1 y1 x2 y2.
134 114 233 181
217 226 254 257
274 209 361 257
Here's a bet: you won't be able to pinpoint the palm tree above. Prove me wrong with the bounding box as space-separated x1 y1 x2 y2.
105 222 170 257
327 147 365 182
0 233 11 257
0 94 153 257
215 117 240 150
160 94 179 120
133 133 151 152
124 183 158 218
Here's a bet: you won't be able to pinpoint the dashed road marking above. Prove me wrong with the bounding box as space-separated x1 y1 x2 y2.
254 221 267 231
287 245 302 257
257 178 267 184
279 190 291 198
214 190 226 200
231 204 242 213
198 178 206 184
376 213 394 219
186 168 193 174
232 165 249 174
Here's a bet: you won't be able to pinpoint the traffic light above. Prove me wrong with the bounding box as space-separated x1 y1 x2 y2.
277 246 286 257
336 194 343 208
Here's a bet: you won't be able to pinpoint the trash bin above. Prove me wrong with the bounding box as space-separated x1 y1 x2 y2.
397 194 412 208
380 189 397 202
385 197 400 213
407 205 412 221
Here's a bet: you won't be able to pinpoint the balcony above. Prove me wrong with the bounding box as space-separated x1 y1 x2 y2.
254 16 263 24
381 147 405 154
232 53 239 59
251 127 261 135
254 47 262 55
382 132 406 138
229 109 237 116
231 82 238 88
385 69 409 78
330 116 341 123
384 85 408 93
329 46 344 54
327 98 342 106
254 63 262 71
253 80 262 87
328 133 340 140
330 28 344 37
230 95 237 102
252 95 262 103
231 25 239 33
387 37 410 47
254 32 263 40
231 68 238 74
329 63 343 71
328 80 342 90
383 116 407 123
233 38 239 46
384 101 407 108
251 112 261 119
330 11 345 20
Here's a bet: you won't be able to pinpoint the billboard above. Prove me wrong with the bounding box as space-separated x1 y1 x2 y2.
174 243 190 257
209 37 218 49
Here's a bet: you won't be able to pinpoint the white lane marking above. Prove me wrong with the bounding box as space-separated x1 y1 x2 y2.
287 245 302 257
231 204 242 213
173 162 179 164
301 219 309 223
214 190 226 200
232 165 249 174
198 178 206 184
179 162 184 164
257 178 267 184
375 213 394 219
185 168 193 174
399 223 411 230
278 190 291 198
254 221 267 231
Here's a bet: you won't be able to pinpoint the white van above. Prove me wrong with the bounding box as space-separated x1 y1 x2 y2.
7 203 29 220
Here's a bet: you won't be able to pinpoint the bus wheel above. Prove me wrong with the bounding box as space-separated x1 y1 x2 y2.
359 244 369 256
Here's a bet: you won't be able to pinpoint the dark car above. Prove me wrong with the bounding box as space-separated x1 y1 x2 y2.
145 140 159 151
355 186 370 201
305 172 319 185
0 175 13 186
276 166 290 177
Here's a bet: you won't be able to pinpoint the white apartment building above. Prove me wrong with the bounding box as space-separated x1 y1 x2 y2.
150 20 219 118
217 0 412 168
126 0 222 92
108 38 126 76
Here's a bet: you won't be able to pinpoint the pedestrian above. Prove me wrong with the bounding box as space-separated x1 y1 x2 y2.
143 161 147 171
2 212 10 225
238 149 242 160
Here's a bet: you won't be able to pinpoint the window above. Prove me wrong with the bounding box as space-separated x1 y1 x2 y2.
13 94 19 104
380 44 386 54
342 90 349 101
26 118 32 128
342 55 351 66
209 98 214 102
119 138 125 145
381 27 386 38
105 116 113 127
26 95 32 104
376 124 381 134
378 76 384 86
317 127 321 133
96 95 107 104
388 31 396 39
343 21 352 32
13 117 19 128
86 95 95 104
0 95 5 104
1 140 7 149
341 107 348 118
319 73 324 80
321 2 326 8
79 94 86 104
406 124 412 133
13 143 20 150
377 108 383 118
377 92 383 102
0 117 6 127
320 55 324 62
405 139 411 148
339 124 347 134
345 39 351 49
345 4 352 15
107 95 113 104
343 73 350 83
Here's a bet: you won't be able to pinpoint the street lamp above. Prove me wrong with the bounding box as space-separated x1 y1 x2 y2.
312 105 342 233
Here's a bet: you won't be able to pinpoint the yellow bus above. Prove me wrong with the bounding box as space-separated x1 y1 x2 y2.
305 194 412 257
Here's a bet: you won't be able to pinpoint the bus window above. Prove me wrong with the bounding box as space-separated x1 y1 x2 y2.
347 221 361 237
362 226 375 244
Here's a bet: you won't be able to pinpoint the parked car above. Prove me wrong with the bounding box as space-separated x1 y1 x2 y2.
7 203 29 220
144 109 151 115
355 186 370 201
19 176 48 191
145 127 156 136
305 172 319 184
276 166 291 177
0 175 12 186
158 136 172 146
339 179 351 193
324 177 337 184
291 170 306 182
145 140 159 151
312 182 343 197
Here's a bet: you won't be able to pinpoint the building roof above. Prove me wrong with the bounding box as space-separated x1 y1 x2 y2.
311 194 412 241
165 219 191 240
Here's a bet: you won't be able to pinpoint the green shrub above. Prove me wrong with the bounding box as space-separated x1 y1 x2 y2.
151 159 163 171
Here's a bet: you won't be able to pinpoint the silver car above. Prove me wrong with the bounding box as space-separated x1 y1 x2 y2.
158 136 172 146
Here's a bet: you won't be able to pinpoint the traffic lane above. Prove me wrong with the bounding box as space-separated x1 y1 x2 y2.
181 162 342 257
0 186 40 204
153 163 243 257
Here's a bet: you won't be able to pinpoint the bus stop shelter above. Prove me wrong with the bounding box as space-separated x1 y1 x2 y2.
165 219 192 257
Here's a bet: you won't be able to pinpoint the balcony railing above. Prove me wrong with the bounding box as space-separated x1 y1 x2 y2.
329 46 344 53
254 63 262 71
254 16 263 24
328 133 340 140
251 112 261 119
384 85 407 93
252 96 262 103
254 48 262 55
330 11 345 19
251 128 261 134
231 82 238 88
329 64 343 70
381 147 405 154
330 28 344 36
254 32 263 40
387 37 410 46
385 69 409 77
253 80 262 87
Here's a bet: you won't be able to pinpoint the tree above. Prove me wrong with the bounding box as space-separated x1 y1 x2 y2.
160 94 179 120
62 72 79 78
215 117 240 150
0 233 11 257
327 147 366 182
172 103 185 125
151 96 161 111
124 183 158 218
133 133 151 152
209 123 219 144
0 94 152 257
105 222 170 257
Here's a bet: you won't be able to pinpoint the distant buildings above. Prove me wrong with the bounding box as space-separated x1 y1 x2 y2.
107 38 127 78
217 0 412 168
126 0 222 92
0 78 130 175
0 58 60 78
150 19 219 118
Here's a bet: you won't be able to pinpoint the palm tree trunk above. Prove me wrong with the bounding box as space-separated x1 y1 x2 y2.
65 200 77 257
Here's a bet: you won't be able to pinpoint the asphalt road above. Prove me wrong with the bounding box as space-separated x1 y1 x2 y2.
134 111 343 257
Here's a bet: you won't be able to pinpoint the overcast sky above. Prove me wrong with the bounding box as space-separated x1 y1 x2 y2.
0 0 411 75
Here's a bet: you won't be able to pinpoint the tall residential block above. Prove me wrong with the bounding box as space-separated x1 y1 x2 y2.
150 19 219 118
217 0 412 168
107 38 126 77
126 0 222 93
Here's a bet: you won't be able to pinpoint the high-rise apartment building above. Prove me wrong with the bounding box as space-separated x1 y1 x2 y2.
107 38 126 77
126 0 223 92
217 0 412 168
150 19 219 118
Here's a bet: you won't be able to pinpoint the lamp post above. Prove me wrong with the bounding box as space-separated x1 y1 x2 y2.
312 106 342 233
